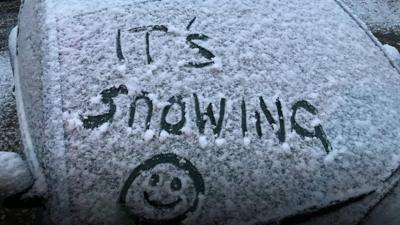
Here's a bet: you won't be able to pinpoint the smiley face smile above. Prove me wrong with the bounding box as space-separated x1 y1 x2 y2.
144 191 182 209
119 153 205 225
143 173 184 209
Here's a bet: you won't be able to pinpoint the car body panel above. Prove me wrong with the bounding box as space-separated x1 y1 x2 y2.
15 0 400 224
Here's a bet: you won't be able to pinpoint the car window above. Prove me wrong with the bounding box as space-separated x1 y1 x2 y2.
50 0 400 224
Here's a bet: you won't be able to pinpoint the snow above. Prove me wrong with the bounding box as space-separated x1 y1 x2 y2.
8 26 17 74
198 136 208 149
342 0 400 34
15 0 67 222
15 0 400 224
159 130 170 142
0 151 33 199
215 138 226 147
143 129 155 142
281 142 290 151
0 51 20 153
383 44 400 66
243 137 251 146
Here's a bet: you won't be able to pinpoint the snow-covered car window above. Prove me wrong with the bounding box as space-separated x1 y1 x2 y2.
18 0 400 224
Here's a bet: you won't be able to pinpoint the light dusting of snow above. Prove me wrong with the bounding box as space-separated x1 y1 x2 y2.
383 44 400 66
181 126 193 136
0 51 21 153
159 130 170 142
198 136 208 149
243 137 251 146
143 129 155 143
116 63 126 73
342 0 400 34
281 142 290 151
15 0 400 224
215 138 226 147
0 152 33 199
311 118 322 127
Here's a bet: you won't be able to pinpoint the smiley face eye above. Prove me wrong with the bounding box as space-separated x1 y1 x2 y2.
170 177 182 191
149 174 160 186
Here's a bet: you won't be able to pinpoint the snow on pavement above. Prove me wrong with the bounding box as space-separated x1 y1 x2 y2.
0 51 21 153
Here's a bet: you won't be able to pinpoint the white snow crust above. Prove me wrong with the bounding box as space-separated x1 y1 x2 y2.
0 151 33 199
16 0 400 224
383 44 400 66
342 0 400 34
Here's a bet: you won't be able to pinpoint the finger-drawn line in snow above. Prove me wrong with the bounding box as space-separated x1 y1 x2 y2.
128 25 168 64
185 17 215 68
118 153 205 225
116 29 125 63
116 16 215 68
80 85 128 129
80 86 332 154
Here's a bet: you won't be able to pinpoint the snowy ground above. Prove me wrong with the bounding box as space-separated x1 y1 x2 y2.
0 51 21 154
0 50 42 225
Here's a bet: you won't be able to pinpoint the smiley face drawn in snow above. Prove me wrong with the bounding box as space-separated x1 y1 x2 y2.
118 153 205 225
